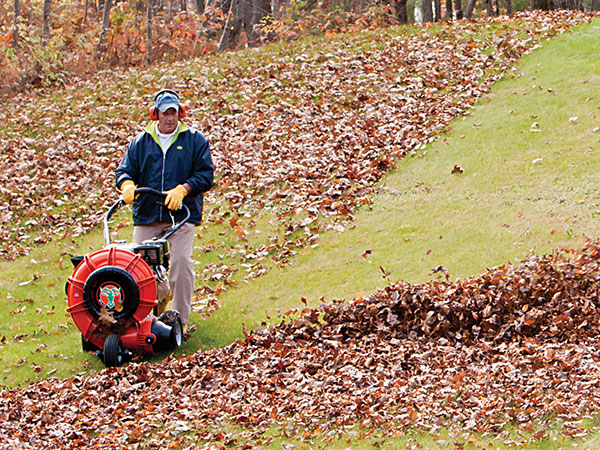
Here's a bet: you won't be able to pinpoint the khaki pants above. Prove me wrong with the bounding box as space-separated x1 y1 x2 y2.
133 222 195 325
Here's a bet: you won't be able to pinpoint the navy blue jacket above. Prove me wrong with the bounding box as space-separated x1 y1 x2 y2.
115 121 214 225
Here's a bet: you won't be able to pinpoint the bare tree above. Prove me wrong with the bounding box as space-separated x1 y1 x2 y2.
42 0 51 46
83 0 90 33
250 0 271 44
272 0 290 20
395 0 408 23
422 0 433 21
218 0 273 51
465 0 476 18
434 0 441 20
97 0 113 55
13 0 19 49
453 0 463 18
218 0 243 52
530 0 581 9
445 0 453 19
530 0 549 8
552 0 582 8
147 0 153 63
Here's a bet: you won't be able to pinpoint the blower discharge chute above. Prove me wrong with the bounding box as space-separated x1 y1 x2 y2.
65 188 185 366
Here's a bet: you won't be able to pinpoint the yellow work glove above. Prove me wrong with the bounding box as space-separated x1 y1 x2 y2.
121 180 137 204
164 184 188 210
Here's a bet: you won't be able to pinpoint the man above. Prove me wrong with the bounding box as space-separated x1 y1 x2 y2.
115 89 214 335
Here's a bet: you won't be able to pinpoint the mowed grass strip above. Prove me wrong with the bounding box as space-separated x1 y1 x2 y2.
197 18 600 348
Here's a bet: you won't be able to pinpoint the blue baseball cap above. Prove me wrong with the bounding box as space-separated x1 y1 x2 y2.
155 91 180 113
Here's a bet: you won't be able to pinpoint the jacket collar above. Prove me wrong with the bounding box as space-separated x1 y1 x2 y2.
145 121 189 146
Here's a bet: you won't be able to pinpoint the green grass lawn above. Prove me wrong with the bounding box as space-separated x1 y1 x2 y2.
0 15 599 450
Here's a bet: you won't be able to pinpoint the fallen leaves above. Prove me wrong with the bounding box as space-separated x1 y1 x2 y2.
0 11 590 277
0 9 596 449
98 307 117 326
4 240 600 448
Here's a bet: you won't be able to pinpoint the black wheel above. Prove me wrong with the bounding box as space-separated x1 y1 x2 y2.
170 316 183 348
103 334 124 367
158 310 183 349
82 335 100 352
83 266 140 322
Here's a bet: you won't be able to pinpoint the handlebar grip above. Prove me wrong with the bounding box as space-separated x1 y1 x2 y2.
134 187 167 199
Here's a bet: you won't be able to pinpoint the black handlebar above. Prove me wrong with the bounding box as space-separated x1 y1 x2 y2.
104 187 191 245
134 187 167 200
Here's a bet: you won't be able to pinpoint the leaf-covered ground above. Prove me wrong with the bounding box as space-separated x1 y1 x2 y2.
1 9 598 449
0 11 590 298
3 240 600 449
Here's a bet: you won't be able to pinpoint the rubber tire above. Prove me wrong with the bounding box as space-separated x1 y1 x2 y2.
103 334 124 367
83 266 140 322
170 316 183 348
158 310 183 349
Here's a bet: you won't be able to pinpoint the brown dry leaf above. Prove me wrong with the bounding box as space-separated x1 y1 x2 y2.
451 164 465 174
98 307 116 325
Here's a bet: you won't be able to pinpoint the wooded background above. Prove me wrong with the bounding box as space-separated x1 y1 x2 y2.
0 0 597 92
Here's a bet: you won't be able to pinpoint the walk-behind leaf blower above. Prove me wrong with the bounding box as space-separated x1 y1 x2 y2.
65 188 186 367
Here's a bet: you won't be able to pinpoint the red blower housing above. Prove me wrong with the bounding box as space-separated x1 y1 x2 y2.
65 188 187 366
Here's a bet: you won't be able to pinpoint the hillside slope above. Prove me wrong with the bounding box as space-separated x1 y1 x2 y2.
1 10 600 449
0 10 595 391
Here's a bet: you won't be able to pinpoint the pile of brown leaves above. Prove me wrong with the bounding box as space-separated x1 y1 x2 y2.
316 245 600 345
3 241 600 449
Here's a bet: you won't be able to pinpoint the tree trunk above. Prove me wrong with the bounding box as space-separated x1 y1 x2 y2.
13 0 19 49
421 0 433 22
505 0 512 14
465 0 476 18
146 0 153 63
195 0 205 14
530 0 550 9
445 0 453 19
396 0 408 23
592 0 598 10
553 0 581 8
453 0 463 18
242 0 253 40
273 0 290 20
218 0 237 52
485 0 493 15
97 0 113 55
217 0 254 50
434 0 441 20
83 0 89 33
42 0 51 46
